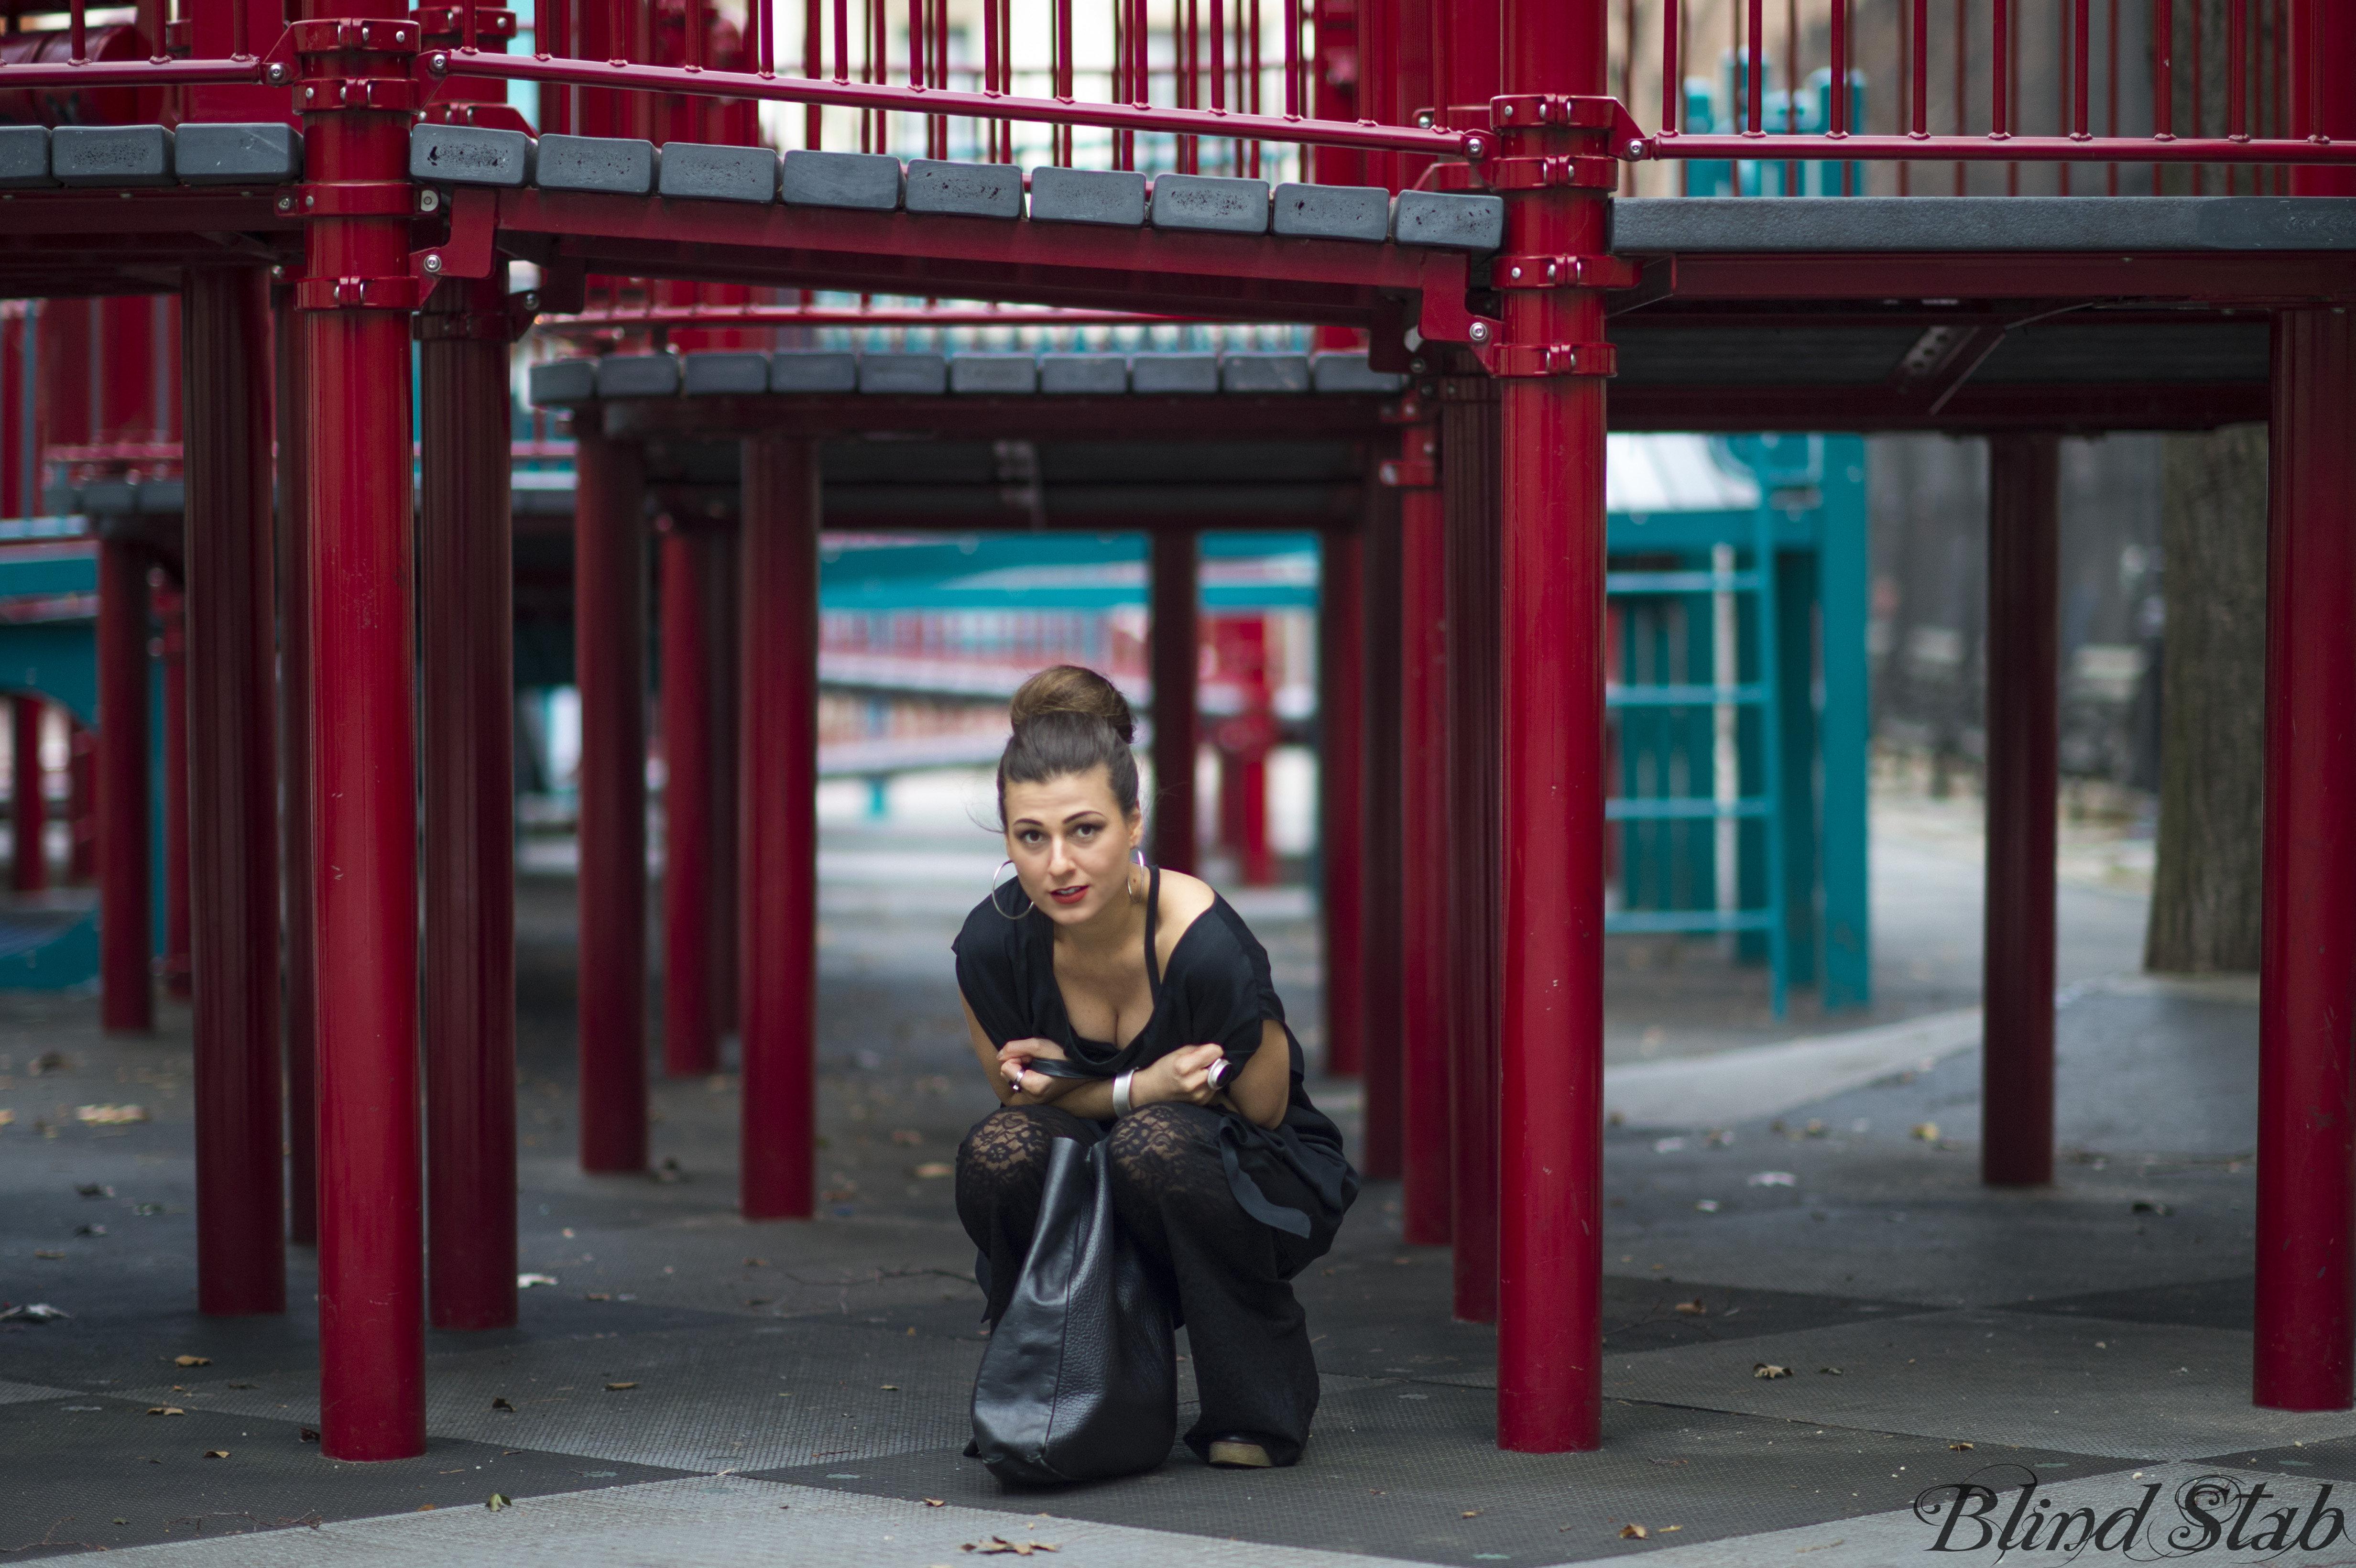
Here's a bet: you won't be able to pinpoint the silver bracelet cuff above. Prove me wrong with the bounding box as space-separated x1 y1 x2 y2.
1112 1070 1135 1118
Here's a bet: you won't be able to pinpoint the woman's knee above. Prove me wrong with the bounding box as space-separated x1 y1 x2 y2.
1106 1103 1218 1196
958 1104 1087 1185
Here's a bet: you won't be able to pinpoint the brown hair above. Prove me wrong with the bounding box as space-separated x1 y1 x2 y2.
996 665 1140 821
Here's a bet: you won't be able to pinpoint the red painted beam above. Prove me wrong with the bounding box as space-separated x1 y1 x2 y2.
419 272 520 1331
575 421 651 1175
183 266 285 1317
11 694 44 893
1603 382 2270 433
1396 458 1451 1245
1980 433 2059 1190
1317 524 1363 1076
157 582 190 1001
660 525 719 1078
1149 532 1200 872
740 435 819 1220
96 538 152 1035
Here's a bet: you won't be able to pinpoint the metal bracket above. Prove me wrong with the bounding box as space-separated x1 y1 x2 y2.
412 185 498 283
287 17 421 55
1482 154 1622 191
1411 252 1504 359
295 75 423 112
294 275 427 312
1486 342 1618 378
1493 253 1642 290
1489 94 1650 160
281 180 415 217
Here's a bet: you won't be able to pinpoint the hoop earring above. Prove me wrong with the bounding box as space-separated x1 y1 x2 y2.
990 859 1035 920
1127 847 1146 904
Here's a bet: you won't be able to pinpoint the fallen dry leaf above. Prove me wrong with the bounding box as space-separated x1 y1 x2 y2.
911 1163 955 1179
1658 1525 1683 1534
201 1449 229 1459
1674 1300 1706 1316
923 1498 948 1507
1462 1509 1484 1518
1620 1524 1648 1539
491 1397 516 1411
605 1382 638 1391
583 1293 612 1301
300 1428 320 1443
174 1355 211 1367
1818 1366 1843 1376
146 1407 185 1416
1910 1122 1940 1142
487 1493 512 1512
1949 1442 1974 1450
76 1104 149 1125
33 1250 62 1260
1753 1363 1791 1380
744 1258 769 1268
881 1384 900 1391
518 1273 558 1288
416 1504 436 1513
962 1539 1058 1557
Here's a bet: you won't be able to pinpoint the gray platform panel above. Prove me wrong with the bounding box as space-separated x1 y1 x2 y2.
1131 353 1220 395
659 142 778 204
528 359 600 406
1152 173 1269 234
1608 194 2356 253
1273 182 1388 242
595 353 682 398
174 122 300 185
1039 353 1129 395
859 353 948 395
409 123 531 187
781 149 902 210
1029 165 1146 226
537 134 656 196
1221 352 1311 394
1311 351 1406 393
905 159 1022 219
0 126 49 190
683 351 771 396
51 125 172 188
771 351 860 393
1391 188 1505 251
949 354 1038 394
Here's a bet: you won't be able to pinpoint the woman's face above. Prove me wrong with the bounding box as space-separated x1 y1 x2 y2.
1002 766 1142 928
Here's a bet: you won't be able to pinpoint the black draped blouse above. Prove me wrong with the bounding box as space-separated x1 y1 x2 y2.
952 871 1358 1276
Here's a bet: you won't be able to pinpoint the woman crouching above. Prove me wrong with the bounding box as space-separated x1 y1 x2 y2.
952 664 1358 1470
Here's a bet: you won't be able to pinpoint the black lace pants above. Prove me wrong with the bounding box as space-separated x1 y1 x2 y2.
956 1101 1321 1465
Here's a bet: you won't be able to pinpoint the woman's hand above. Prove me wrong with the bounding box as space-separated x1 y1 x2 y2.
997 1037 1082 1102
1133 1043 1228 1109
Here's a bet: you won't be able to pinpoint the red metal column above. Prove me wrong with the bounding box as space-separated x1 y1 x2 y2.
740 436 818 1220
1981 434 2060 1189
274 286 318 1248
183 266 286 1317
1360 491 1404 1180
1318 525 1364 1076
1495 0 1612 1453
297 10 428 1462
66 725 95 885
708 531 742 1042
96 540 152 1034
2254 0 2356 1415
1442 380 1502 1324
419 272 519 1331
575 418 651 1173
157 582 191 1000
1150 530 1200 871
11 695 45 892
661 523 718 1078
1395 437 1451 1245
2257 306 2356 1409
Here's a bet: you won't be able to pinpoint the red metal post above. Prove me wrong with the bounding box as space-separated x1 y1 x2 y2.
575 418 651 1174
661 523 719 1078
274 286 318 1248
1150 531 1200 872
97 540 152 1034
1495 0 1611 1454
419 272 519 1331
1981 434 2059 1189
157 581 191 1000
11 695 44 892
298 9 428 1461
1442 379 1502 1324
1318 525 1364 1077
740 435 818 1220
2256 8 2356 1411
1396 446 1451 1246
66 725 95 885
709 531 741 1040
183 266 286 1317
1359 492 1403 1180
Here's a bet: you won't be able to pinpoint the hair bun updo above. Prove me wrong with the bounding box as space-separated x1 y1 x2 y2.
997 665 1142 820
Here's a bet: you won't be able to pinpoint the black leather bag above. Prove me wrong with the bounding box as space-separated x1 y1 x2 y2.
969 1134 1176 1484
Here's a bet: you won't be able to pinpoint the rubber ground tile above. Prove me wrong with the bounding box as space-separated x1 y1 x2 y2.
1598 1307 2356 1459
2194 1433 2356 1484
1995 1273 2252 1332
0 1395 689 1559
741 1379 2134 1565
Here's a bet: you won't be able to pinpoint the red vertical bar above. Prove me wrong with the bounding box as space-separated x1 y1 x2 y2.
574 423 650 1175
1283 0 1299 116
2107 0 2119 192
1908 0 1925 135
66 726 95 886
11 696 44 893
1952 0 1966 192
706 532 741 1042
1662 0 1680 131
1150 531 1200 873
302 2 426 1464
740 436 818 1221
1398 471 1451 1246
158 584 190 1000
1359 496 1403 1180
1747 0 1762 132
2192 0 2204 190
419 272 519 1332
2075 0 2091 134
661 526 717 1078
183 267 285 1318
1319 525 1362 1077
2156 0 2173 135
2228 0 2246 136
273 287 317 1248
1981 435 2059 1190
1994 0 2009 136
1496 0 1608 1457
97 540 152 1034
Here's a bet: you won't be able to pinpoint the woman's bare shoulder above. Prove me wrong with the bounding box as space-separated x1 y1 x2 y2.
1153 869 1219 958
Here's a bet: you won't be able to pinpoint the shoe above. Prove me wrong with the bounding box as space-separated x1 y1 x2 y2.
1206 1436 1274 1468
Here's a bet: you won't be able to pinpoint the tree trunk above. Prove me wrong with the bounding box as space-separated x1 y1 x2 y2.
2144 424 2267 973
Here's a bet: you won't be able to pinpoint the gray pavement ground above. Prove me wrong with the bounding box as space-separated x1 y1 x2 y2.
1 797 2305 1567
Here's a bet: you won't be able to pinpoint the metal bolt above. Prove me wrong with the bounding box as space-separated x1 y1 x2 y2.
1380 463 1398 483
1465 137 1485 158
423 252 444 273
521 293 539 310
1626 139 1645 159
1409 358 1427 375
1416 110 1433 129
302 85 315 102
1468 321 1492 344
427 50 450 75
1546 261 1559 283
266 62 288 84
305 193 316 208
1509 265 1523 280
1500 104 1514 119
418 188 441 212
276 194 294 211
